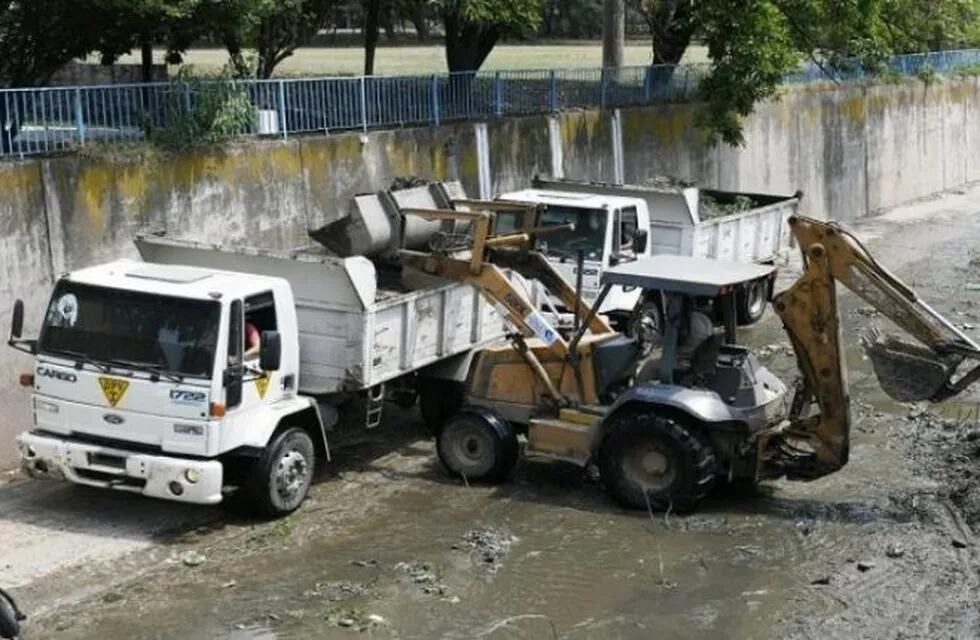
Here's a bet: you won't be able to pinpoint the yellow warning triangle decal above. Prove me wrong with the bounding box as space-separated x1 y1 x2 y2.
98 377 130 407
255 373 270 399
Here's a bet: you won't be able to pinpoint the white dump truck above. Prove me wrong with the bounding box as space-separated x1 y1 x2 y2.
7 183 510 517
496 177 802 337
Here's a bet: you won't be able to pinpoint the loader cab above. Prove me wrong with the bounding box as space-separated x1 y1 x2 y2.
601 256 778 388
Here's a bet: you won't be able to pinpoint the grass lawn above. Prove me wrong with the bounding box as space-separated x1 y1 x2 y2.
101 42 710 77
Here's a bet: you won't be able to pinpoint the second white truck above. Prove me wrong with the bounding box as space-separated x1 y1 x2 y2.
496 177 801 338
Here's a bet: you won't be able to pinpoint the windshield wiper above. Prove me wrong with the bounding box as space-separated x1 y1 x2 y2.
44 348 112 373
108 358 185 383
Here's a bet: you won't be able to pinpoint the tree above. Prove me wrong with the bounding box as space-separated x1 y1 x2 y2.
93 0 202 83
602 0 625 68
399 0 432 41
629 0 980 145
364 0 382 75
0 0 101 88
434 0 543 72
204 0 339 78
632 0 696 64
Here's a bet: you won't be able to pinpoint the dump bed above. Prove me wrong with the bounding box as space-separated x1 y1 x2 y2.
532 177 800 263
135 235 508 396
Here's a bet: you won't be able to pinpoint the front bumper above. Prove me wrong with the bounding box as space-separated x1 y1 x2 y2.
17 431 224 505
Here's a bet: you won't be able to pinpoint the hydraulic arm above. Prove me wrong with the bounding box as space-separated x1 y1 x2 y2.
763 215 980 480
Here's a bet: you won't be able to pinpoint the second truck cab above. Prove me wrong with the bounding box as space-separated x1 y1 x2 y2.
495 189 652 325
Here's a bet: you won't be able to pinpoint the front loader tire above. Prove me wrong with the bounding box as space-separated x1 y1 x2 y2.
598 412 716 512
242 427 316 519
437 409 519 483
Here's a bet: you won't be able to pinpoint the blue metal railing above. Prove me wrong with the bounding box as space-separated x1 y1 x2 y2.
2 48 979 158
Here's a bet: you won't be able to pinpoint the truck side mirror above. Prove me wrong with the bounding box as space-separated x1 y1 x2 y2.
10 299 24 340
635 229 648 254
259 330 282 372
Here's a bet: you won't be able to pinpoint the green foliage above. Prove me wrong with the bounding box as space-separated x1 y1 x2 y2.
917 63 939 84
694 0 802 145
143 67 255 151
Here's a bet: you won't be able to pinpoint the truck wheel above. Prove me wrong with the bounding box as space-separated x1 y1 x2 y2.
0 588 22 639
418 378 465 436
244 427 316 518
736 280 769 325
598 412 715 512
437 409 518 483
628 299 663 356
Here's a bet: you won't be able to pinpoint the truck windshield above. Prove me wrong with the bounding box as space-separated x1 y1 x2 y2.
38 281 220 378
537 206 607 261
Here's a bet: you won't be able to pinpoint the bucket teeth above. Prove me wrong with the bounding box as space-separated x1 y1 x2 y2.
861 327 953 402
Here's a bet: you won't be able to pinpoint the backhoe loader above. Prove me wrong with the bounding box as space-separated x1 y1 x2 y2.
405 202 980 511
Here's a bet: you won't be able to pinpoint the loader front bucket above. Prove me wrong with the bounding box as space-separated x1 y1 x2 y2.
862 329 957 402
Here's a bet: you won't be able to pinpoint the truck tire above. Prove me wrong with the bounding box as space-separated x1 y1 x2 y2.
628 299 663 356
736 279 769 325
0 588 22 639
418 378 465 436
597 412 715 512
243 427 316 518
437 409 519 483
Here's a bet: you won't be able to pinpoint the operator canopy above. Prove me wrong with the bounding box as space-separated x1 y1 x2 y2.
602 255 776 296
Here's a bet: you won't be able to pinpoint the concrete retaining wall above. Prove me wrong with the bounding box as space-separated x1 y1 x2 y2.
1 76 979 467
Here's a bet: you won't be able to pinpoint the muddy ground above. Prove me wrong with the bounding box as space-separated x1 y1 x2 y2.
5 190 980 639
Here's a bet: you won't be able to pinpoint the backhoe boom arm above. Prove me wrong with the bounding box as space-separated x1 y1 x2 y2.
763 215 980 480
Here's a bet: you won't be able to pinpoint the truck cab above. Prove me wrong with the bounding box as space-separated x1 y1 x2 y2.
12 260 327 517
495 189 652 325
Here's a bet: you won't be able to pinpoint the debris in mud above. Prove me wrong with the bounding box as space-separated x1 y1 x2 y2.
396 561 449 596
951 537 969 549
885 543 905 559
757 343 792 360
810 576 831 586
455 528 516 572
351 559 378 568
179 550 206 567
856 560 875 572
850 307 880 318
324 606 389 632
303 581 368 602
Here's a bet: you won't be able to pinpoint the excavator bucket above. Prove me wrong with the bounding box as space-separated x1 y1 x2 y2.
862 328 956 402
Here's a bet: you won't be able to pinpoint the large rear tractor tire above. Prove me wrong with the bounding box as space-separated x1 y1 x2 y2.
242 427 316 519
598 412 716 512
437 409 519 483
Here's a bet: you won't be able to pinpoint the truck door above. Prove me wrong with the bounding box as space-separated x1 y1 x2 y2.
222 293 281 419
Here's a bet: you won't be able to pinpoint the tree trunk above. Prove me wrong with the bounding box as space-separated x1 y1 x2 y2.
364 0 382 75
443 14 499 72
140 35 154 83
646 0 695 65
602 0 625 69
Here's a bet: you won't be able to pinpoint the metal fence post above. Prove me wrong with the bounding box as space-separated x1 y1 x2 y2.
494 71 503 117
548 70 557 112
600 69 608 110
431 75 441 126
277 80 288 139
359 76 368 131
74 88 86 145
644 66 653 103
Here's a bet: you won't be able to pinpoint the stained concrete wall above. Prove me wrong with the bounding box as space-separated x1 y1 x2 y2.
2 76 979 467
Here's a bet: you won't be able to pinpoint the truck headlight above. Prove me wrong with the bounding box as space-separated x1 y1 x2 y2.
184 468 201 484
34 399 59 414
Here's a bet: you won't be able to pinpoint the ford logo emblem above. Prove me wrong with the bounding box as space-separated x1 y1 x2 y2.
103 414 125 425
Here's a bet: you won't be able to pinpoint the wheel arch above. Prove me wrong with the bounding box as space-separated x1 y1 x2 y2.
274 403 330 462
